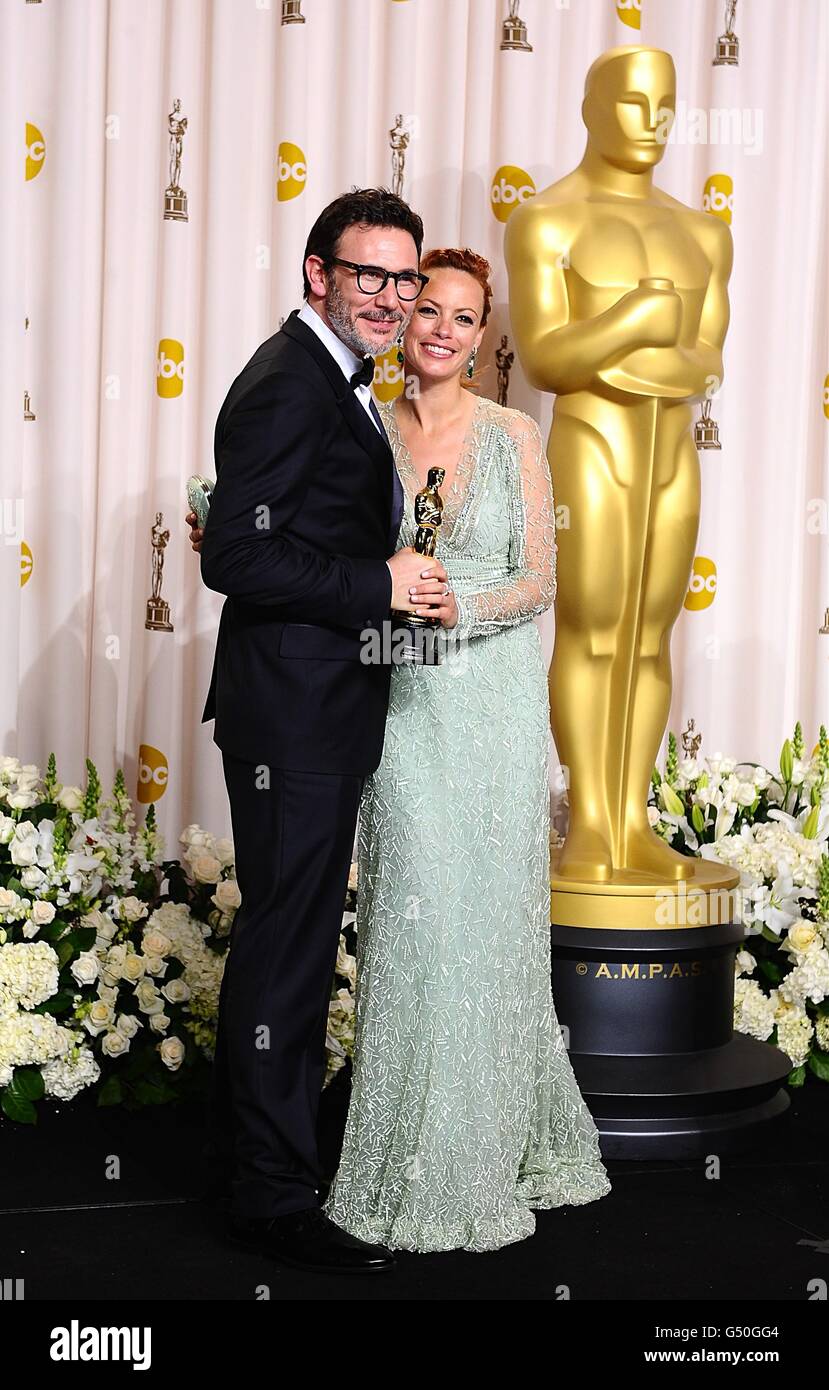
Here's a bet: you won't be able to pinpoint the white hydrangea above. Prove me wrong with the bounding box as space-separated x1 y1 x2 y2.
733 977 775 1042
778 941 829 1009
773 1004 814 1068
42 1046 101 1100
0 941 60 1012
0 1009 76 1069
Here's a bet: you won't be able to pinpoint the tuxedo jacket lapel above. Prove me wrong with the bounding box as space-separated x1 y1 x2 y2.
281 311 392 475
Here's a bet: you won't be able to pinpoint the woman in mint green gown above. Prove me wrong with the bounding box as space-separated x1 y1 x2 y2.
323 249 611 1253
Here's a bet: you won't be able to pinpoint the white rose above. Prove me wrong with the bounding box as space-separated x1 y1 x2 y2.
119 896 149 924
101 1029 130 1057
84 999 115 1035
788 921 818 953
192 854 222 884
10 823 39 866
149 1012 171 1034
70 951 100 986
115 1013 141 1038
142 928 172 958
159 1036 185 1070
0 887 21 914
81 908 112 936
179 825 210 850
120 953 146 982
21 866 47 891
31 900 56 926
213 878 241 912
212 837 235 867
6 789 39 810
134 979 164 1014
56 785 84 812
161 978 190 1005
144 955 167 977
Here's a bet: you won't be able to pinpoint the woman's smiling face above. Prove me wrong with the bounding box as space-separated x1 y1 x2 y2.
404 267 486 382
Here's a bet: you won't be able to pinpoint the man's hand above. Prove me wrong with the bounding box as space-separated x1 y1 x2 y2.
185 509 204 553
387 547 456 626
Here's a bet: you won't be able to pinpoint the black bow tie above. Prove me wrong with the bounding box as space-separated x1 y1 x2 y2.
350 356 375 390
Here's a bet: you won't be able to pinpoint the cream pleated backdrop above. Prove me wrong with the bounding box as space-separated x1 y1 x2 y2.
4 0 828 847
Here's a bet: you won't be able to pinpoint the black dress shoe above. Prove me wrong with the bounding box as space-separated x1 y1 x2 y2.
226 1206 396 1274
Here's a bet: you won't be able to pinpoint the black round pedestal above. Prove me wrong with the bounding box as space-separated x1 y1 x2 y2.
551 922 793 1159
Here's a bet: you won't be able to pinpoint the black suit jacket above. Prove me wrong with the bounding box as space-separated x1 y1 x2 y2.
200 309 401 775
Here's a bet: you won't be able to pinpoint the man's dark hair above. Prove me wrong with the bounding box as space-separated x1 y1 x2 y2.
301 187 424 298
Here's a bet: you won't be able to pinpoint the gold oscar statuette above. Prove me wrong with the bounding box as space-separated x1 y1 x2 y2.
390 466 446 665
505 45 739 929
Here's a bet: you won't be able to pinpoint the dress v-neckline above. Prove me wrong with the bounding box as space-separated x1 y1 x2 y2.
383 394 484 543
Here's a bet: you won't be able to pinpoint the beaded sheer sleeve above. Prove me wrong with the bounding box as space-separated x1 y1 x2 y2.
450 410 557 642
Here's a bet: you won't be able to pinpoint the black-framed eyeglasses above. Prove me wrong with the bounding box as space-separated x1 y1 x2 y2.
327 257 429 301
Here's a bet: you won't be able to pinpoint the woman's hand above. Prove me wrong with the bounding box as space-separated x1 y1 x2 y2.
407 573 458 629
185 509 204 553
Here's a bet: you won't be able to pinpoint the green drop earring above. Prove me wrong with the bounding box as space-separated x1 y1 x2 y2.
396 333 404 366
466 346 478 379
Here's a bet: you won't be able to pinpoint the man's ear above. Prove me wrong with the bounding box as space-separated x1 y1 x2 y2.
305 254 327 298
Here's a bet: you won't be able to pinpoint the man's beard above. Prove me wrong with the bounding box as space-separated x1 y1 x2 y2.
325 279 407 358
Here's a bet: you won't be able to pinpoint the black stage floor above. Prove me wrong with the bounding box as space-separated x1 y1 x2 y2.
1 1075 826 1302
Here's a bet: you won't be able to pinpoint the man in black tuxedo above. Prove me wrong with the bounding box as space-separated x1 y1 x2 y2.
196 189 449 1274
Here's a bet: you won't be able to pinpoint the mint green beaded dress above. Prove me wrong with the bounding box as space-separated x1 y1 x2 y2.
323 394 611 1252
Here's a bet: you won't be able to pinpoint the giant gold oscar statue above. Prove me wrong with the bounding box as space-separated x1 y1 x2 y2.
505 44 740 930
504 46 790 1156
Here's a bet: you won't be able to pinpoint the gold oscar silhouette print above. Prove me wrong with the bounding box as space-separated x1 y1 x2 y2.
495 334 515 406
505 46 738 921
713 0 739 66
389 114 410 198
146 512 174 631
501 0 532 52
164 99 188 222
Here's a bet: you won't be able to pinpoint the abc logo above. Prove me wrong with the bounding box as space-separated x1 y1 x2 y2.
373 346 405 403
137 744 169 804
491 165 535 224
26 122 46 181
823 373 829 419
703 174 733 225
684 556 717 611
616 0 641 28
20 541 33 587
157 339 184 398
277 141 307 201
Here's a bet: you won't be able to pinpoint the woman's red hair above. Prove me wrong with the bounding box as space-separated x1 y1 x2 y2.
420 247 493 328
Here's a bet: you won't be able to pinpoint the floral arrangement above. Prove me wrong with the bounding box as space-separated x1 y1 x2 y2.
3 720 827 1124
648 721 829 1086
0 754 356 1124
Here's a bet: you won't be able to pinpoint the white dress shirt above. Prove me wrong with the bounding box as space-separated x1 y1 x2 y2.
295 300 396 589
296 300 382 434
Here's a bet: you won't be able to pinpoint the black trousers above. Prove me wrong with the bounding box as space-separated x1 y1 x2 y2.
204 751 364 1218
